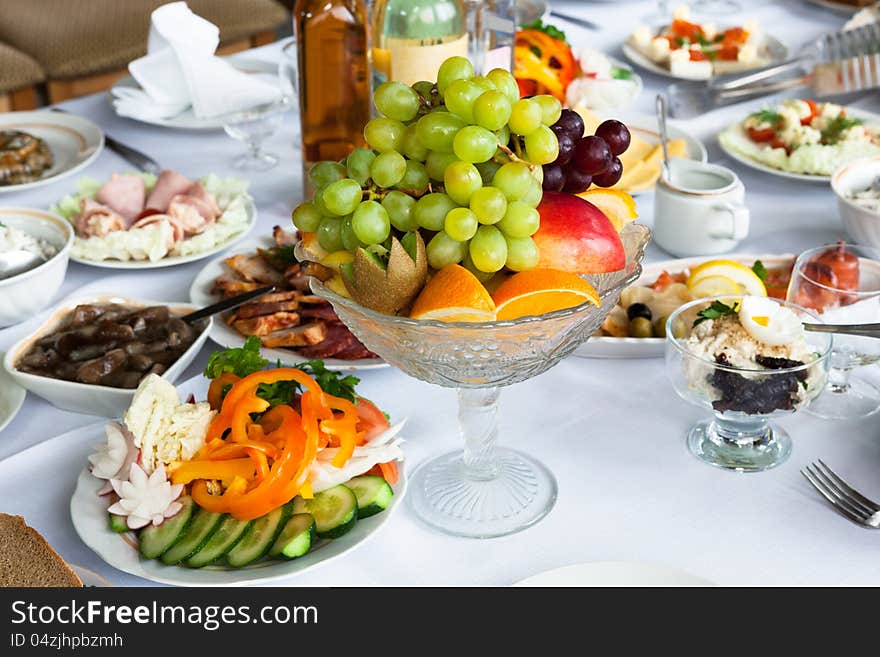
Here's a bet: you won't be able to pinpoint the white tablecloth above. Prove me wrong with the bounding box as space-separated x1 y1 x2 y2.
1 0 879 586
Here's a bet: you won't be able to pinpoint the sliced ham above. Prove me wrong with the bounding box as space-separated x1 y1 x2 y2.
131 214 184 248
76 198 124 238
183 182 221 217
144 170 192 212
95 174 145 225
168 194 217 235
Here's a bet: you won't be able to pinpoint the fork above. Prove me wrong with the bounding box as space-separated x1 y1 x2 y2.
801 460 880 529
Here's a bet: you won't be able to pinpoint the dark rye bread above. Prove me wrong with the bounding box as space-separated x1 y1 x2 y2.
0 514 82 587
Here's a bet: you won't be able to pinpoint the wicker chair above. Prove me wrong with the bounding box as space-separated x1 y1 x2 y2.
0 0 289 103
0 42 44 110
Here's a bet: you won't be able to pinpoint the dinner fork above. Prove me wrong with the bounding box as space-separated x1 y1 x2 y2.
801 460 880 529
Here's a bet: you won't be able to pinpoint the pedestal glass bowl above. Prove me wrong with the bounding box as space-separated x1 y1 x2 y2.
666 296 832 473
298 224 649 538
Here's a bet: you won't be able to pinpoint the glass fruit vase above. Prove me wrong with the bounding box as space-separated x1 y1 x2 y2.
298 224 649 538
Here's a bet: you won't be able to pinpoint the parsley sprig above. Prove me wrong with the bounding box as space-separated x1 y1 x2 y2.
749 109 782 126
751 260 767 283
694 300 739 326
821 116 862 144
520 19 567 44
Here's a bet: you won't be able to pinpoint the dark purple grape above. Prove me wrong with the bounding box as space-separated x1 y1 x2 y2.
562 167 592 194
554 132 576 166
595 120 631 157
572 136 612 175
554 109 585 140
542 164 566 191
592 157 622 187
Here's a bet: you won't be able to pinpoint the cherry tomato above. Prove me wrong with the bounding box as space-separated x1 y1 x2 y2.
355 397 390 441
747 126 777 143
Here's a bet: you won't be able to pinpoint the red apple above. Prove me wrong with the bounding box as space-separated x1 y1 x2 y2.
532 191 625 274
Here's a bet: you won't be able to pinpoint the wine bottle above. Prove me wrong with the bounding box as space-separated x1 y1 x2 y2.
371 0 469 88
294 0 371 181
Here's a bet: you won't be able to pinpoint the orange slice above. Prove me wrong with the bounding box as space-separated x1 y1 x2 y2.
492 268 601 320
409 264 496 322
577 189 638 232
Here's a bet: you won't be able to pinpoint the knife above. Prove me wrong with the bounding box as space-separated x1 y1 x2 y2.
548 10 599 31
50 107 162 174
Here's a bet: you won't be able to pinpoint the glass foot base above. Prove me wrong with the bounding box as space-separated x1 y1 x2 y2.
233 151 279 171
692 0 741 14
687 419 791 472
408 447 557 538
806 378 880 420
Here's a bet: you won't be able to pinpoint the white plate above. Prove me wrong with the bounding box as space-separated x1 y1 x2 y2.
71 564 113 587
189 238 388 371
69 375 406 586
718 107 880 183
514 561 714 587
622 34 788 81
805 0 862 15
574 253 795 359
0 352 26 433
0 112 104 193
68 196 257 270
110 57 280 131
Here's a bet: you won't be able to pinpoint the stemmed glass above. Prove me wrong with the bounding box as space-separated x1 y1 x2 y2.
787 243 880 420
297 224 649 538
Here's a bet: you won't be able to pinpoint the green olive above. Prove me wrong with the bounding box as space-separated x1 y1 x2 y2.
670 316 688 339
629 316 654 338
653 315 668 338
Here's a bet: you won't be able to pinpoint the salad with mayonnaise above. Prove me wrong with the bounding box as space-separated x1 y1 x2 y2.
87 338 404 568
720 99 880 176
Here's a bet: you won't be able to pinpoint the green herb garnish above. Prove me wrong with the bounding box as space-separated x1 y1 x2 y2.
751 260 768 283
520 19 567 44
694 300 739 326
204 336 268 379
749 109 782 126
611 67 633 81
821 116 862 144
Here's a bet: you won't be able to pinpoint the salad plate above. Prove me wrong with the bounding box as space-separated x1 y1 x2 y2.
514 561 714 587
0 111 104 194
50 172 257 269
189 239 388 372
71 364 405 586
109 57 280 131
0 353 26 434
718 105 880 183
574 253 794 359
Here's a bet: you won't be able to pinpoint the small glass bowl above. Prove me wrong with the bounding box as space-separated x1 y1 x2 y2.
665 295 832 472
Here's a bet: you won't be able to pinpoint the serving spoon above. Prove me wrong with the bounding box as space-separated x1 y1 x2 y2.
0 250 45 280
803 323 880 340
180 285 275 324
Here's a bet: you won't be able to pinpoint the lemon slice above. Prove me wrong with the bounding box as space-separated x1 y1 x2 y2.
687 259 767 297
688 274 742 298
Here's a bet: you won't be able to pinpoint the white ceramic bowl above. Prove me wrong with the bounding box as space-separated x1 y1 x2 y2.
0 208 73 327
832 155 880 247
3 295 212 417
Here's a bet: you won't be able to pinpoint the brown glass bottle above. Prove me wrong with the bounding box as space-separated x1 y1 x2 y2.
294 0 370 182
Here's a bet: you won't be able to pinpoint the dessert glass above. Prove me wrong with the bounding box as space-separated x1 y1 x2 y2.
666 296 832 473
786 243 880 420
298 223 649 538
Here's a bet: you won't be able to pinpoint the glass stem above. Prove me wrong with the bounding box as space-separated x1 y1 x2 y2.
711 414 771 447
246 141 262 159
828 366 853 394
458 387 500 481
464 0 486 76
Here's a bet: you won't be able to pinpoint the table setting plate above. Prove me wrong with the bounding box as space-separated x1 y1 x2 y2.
717 107 880 183
804 0 863 14
514 561 715 587
189 238 388 372
574 253 795 359
109 56 281 131
0 111 104 194
0 352 26 434
68 373 407 586
622 34 789 82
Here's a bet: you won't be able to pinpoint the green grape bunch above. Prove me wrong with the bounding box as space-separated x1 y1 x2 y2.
292 56 563 279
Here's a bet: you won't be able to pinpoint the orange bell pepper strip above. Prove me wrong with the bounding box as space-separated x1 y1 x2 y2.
169 458 256 487
378 460 399 485
207 372 240 411
246 447 270 481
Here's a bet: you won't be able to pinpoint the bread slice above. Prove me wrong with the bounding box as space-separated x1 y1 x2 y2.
0 514 82 587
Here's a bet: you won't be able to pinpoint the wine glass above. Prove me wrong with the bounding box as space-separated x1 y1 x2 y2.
787 243 880 420
297 224 650 538
691 0 741 15
666 296 831 472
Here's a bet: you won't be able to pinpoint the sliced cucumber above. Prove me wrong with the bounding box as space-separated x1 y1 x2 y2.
346 475 394 519
138 496 194 559
292 484 358 538
269 513 316 559
108 512 129 533
160 507 224 565
225 506 286 568
184 516 253 568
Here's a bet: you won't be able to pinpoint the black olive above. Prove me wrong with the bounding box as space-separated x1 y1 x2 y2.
627 302 652 321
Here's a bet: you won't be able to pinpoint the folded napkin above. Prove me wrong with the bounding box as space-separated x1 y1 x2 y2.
115 1 282 121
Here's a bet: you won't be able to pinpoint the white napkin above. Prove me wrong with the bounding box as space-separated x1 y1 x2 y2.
116 1 282 121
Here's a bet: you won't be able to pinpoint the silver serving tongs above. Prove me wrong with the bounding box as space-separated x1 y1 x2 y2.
804 323 880 340
668 23 880 118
